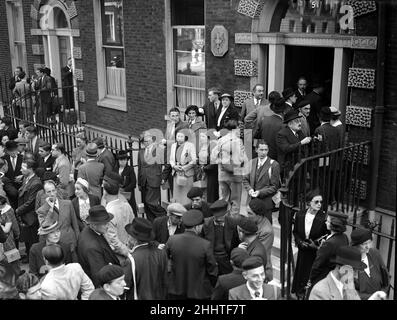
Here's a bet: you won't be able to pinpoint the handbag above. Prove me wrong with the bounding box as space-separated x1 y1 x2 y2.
4 248 21 263
193 179 207 188
175 174 188 186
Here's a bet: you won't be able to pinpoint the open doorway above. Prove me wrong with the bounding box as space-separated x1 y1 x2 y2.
284 46 334 106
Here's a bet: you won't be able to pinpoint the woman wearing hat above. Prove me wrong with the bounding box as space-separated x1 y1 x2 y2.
350 228 390 300
215 93 240 132
72 178 101 231
308 210 349 287
169 131 197 205
291 190 328 299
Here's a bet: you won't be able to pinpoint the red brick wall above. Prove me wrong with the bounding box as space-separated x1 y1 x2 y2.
77 0 167 137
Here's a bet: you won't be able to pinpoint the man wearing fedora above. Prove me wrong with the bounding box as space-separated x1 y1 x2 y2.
202 199 240 275
124 218 168 300
184 186 211 218
93 137 116 176
166 209 218 299
89 264 127 300
77 205 120 287
276 109 312 175
240 84 268 124
282 87 297 114
314 107 342 151
309 246 387 300
40 243 95 300
229 256 280 300
153 203 186 246
215 93 239 132
296 100 311 138
77 142 105 199
211 247 249 300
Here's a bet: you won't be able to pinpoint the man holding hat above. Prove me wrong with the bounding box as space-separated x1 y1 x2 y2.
309 245 387 300
89 264 127 300
203 199 240 275
166 209 218 299
77 142 105 199
184 186 211 218
77 205 120 287
124 218 168 300
314 107 341 151
93 137 116 176
282 87 297 114
212 247 249 300
40 243 94 300
153 202 186 246
296 100 311 138
276 109 312 174
229 256 280 300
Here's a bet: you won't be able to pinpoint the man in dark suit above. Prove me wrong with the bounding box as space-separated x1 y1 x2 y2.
153 203 185 246
138 132 166 222
33 67 53 122
282 87 297 114
200 87 221 129
93 137 116 176
166 209 218 299
8 66 23 91
296 100 311 138
61 57 74 110
202 200 240 275
243 140 281 224
314 107 342 151
2 140 23 209
240 84 268 122
0 117 18 140
295 76 308 105
305 81 325 135
38 143 55 172
215 93 240 132
16 159 43 262
184 187 212 218
78 143 105 200
276 109 312 175
26 126 46 158
256 98 285 159
77 205 120 287
124 218 168 300
229 256 280 300
211 247 249 300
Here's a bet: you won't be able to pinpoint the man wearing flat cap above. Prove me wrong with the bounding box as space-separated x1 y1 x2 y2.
77 205 120 287
166 209 218 299
229 256 280 300
124 218 168 300
202 199 240 275
93 137 116 176
314 107 341 151
153 202 186 246
77 142 105 199
89 264 127 300
212 247 249 300
184 186 212 218
309 246 387 300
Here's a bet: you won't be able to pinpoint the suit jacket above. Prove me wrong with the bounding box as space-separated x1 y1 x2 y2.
276 127 305 171
61 66 73 87
2 153 23 181
244 103 274 128
72 194 101 231
211 269 245 300
169 141 197 177
215 105 240 131
37 199 80 247
138 144 164 189
309 272 361 300
240 98 268 123
184 201 212 218
34 74 53 103
89 288 115 300
257 114 284 159
77 226 120 287
243 157 280 210
16 175 43 226
152 215 184 244
40 263 94 300
229 283 280 300
118 165 137 192
314 123 341 151
310 232 349 284
38 155 56 172
97 148 116 175
166 230 218 299
77 160 105 199
293 210 328 248
28 137 46 157
202 214 240 255
201 101 221 129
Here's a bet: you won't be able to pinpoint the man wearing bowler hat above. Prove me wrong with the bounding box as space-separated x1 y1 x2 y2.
184 186 212 218
309 246 387 300
202 199 240 275
153 202 186 246
77 143 105 199
229 256 280 300
166 209 218 299
77 205 120 287
282 87 297 114
89 264 127 300
124 218 168 300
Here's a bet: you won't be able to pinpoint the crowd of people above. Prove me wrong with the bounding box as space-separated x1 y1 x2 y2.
0 74 390 300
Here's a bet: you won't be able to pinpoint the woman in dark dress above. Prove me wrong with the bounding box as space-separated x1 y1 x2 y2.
291 190 328 299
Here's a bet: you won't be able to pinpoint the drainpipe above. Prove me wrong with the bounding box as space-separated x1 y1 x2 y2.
368 0 386 220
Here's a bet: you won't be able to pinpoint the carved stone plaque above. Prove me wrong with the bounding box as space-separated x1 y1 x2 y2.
211 25 228 57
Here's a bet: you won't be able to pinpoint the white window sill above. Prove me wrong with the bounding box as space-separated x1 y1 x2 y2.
97 97 127 112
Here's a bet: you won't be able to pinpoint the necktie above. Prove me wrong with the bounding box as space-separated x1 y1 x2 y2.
254 291 260 298
11 156 16 171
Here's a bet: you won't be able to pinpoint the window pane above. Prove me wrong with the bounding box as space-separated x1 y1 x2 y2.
176 87 206 109
105 48 125 97
171 0 204 26
101 0 124 46
11 1 24 42
105 48 124 68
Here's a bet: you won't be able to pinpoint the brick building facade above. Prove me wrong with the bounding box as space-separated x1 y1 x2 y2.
0 0 395 213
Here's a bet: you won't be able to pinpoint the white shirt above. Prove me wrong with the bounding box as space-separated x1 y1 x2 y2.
330 271 344 299
253 98 261 106
31 136 37 151
78 197 90 222
332 120 342 127
362 254 370 277
304 210 316 239
167 218 177 236
44 154 51 163
246 283 263 300
257 157 267 169
217 106 228 127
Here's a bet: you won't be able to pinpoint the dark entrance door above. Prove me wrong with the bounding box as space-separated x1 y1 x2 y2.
284 46 334 106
